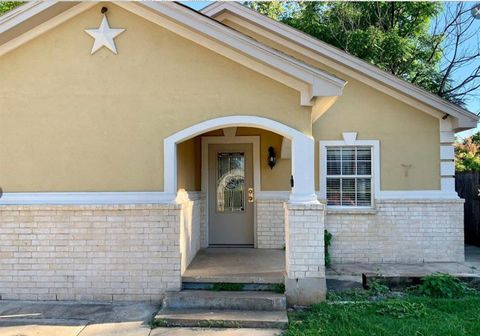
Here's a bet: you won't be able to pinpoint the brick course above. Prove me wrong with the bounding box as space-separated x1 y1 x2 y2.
0 204 182 301
325 199 465 263
256 200 285 249
256 198 464 263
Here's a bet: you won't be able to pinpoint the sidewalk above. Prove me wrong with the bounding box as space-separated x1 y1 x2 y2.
0 301 281 336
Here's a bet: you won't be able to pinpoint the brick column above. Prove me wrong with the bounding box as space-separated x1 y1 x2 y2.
284 202 326 305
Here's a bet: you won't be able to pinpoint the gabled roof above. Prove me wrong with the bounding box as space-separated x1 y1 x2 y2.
0 1 345 107
202 1 479 131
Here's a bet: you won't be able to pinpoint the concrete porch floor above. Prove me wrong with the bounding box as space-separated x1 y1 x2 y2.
183 246 480 287
182 248 285 284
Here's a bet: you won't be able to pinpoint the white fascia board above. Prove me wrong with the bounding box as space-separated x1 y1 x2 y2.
0 1 55 33
0 2 98 57
202 2 479 130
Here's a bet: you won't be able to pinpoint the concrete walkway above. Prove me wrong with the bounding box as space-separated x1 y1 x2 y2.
327 245 480 283
0 301 281 336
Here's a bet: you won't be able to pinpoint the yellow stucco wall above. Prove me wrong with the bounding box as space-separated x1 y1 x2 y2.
176 127 291 192
177 137 202 191
223 19 440 190
236 127 291 191
0 4 310 192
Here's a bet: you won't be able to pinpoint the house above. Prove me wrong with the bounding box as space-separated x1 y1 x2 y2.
0 1 478 306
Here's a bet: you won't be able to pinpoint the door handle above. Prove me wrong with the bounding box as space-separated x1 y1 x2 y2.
247 188 254 203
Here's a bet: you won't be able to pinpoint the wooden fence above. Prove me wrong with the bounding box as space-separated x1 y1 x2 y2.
455 172 480 246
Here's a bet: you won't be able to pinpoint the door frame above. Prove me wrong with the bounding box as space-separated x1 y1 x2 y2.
201 129 260 247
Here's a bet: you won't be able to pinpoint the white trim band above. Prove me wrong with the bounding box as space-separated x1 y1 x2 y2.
0 192 176 205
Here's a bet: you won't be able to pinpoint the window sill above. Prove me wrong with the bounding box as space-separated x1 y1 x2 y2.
326 207 377 215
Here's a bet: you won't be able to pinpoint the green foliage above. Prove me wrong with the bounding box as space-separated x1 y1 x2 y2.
416 273 471 298
327 288 370 302
211 282 244 291
0 2 23 16
243 1 290 21
328 280 391 302
324 229 332 268
245 2 468 105
375 300 427 319
272 283 285 294
286 296 480 336
455 132 480 172
368 280 390 296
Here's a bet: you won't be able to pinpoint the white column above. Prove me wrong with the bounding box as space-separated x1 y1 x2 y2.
284 202 326 305
289 135 319 204
163 138 179 202
440 118 457 196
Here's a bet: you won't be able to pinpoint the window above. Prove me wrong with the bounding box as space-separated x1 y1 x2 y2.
325 146 372 207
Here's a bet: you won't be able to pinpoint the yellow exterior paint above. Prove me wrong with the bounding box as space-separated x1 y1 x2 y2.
0 4 310 192
0 5 442 193
236 127 291 191
223 19 441 190
177 137 202 191
176 128 291 192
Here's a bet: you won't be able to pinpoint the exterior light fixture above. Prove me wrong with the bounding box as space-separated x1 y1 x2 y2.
268 146 276 169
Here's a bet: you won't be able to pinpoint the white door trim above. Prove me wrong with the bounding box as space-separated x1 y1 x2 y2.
202 135 260 247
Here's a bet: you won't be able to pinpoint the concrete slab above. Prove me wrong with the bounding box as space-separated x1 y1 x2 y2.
155 309 288 328
183 248 285 284
0 323 86 336
0 301 158 336
163 290 286 311
80 321 151 336
151 327 283 336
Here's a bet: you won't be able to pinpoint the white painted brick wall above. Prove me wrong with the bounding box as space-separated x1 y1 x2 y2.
0 204 182 301
284 203 325 279
326 199 465 263
180 192 205 273
256 200 285 249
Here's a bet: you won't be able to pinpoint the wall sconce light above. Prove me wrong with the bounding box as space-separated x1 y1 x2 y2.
268 146 276 169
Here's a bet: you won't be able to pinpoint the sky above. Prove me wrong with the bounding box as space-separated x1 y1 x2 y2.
182 1 212 11
182 1 480 137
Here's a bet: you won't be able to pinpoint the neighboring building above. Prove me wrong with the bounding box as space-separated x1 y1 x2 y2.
0 2 477 305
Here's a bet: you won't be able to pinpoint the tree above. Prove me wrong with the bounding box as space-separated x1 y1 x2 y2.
0 2 22 16
430 3 480 106
455 133 480 172
244 1 288 21
245 2 480 110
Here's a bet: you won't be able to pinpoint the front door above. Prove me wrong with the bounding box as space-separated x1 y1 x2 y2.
208 143 254 246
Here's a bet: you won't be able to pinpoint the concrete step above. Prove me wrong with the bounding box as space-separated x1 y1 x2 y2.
163 290 286 311
182 282 283 292
154 309 288 329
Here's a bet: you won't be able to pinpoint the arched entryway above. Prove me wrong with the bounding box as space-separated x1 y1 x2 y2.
164 116 318 205
164 116 326 305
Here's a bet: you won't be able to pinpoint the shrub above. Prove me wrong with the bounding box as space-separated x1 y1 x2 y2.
417 273 469 298
324 229 333 268
368 280 390 296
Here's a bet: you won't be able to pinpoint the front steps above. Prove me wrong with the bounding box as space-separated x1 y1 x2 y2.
154 290 288 329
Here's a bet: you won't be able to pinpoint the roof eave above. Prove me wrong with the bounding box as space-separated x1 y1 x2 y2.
202 2 479 130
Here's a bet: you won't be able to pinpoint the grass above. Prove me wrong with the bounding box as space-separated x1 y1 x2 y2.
211 282 244 291
286 295 480 336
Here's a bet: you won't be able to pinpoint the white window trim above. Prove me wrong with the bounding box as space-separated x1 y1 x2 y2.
319 133 380 208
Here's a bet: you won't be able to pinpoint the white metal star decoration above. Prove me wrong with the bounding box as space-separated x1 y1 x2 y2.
85 15 125 55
